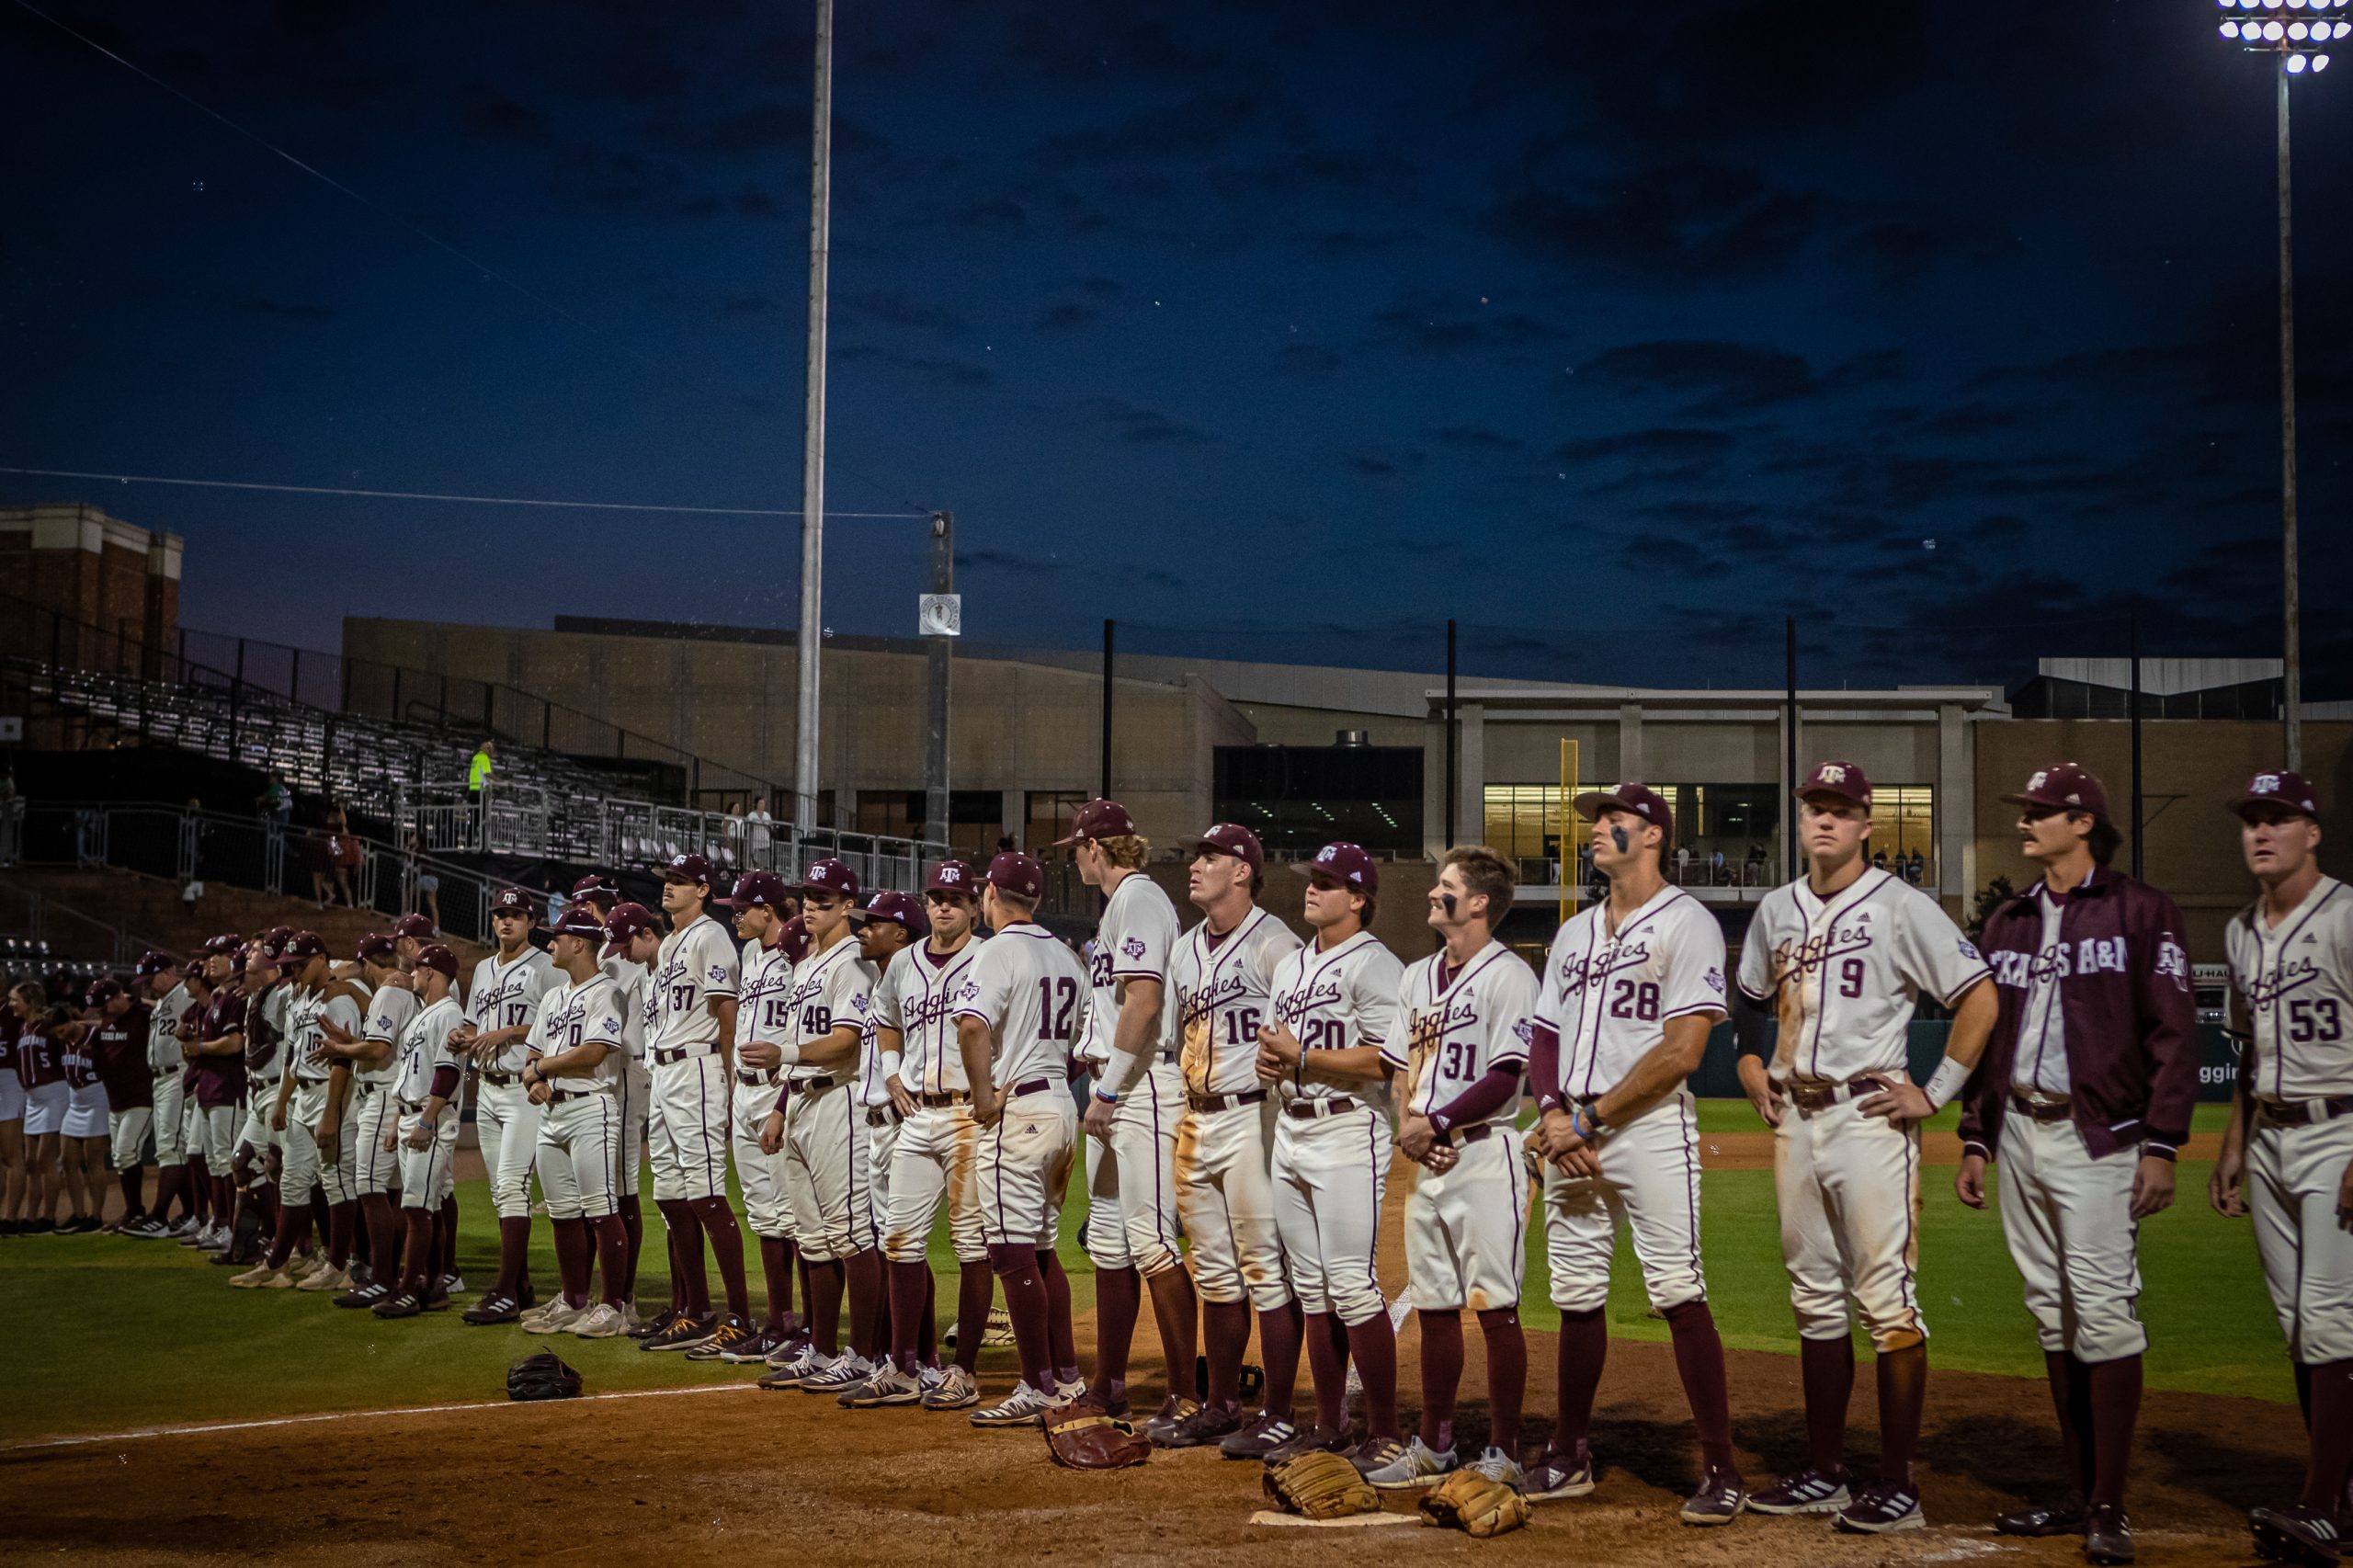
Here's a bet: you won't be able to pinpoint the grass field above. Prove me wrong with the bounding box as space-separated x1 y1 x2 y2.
5 1101 2291 1445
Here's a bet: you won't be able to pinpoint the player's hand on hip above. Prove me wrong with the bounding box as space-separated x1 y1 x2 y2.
1082 1096 1115 1140
1858 1075 1931 1124
2208 1144 2249 1217
271 1106 288 1133
1954 1152 1988 1210
887 1077 917 1118
2129 1153 2176 1220
405 1124 430 1152
972 1086 1004 1129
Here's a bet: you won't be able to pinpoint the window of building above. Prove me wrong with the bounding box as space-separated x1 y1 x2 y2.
1482 784 1568 863
1865 785 1936 881
1026 790 1090 853
855 790 1003 857
1214 745 1421 856
1488 782 1785 887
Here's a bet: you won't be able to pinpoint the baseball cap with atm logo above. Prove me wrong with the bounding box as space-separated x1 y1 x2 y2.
279 930 328 964
1797 760 1872 810
725 870 790 910
1297 841 1379 894
662 854 713 888
1051 799 1137 846
926 858 978 896
602 902 659 957
795 858 860 900
489 886 535 916
1177 823 1265 870
2001 763 2110 822
1574 782 1677 839
854 890 930 938
2229 768 2320 823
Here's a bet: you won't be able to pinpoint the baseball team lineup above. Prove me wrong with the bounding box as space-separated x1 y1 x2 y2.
11 757 2346 1566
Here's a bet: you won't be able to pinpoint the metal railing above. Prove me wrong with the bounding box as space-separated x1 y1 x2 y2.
0 876 178 963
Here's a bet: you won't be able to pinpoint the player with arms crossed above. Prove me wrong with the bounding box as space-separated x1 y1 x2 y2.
2209 770 2353 1567
1957 764 2199 1568
1060 800 1199 1432
952 852 1092 1427
1362 844 1540 1491
1736 762 1997 1532
1255 842 1406 1463
1528 784 1741 1523
372 942 466 1318
453 888 557 1324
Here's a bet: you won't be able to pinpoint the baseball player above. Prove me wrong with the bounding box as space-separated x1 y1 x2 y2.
56 988 108 1231
1956 763 2198 1567
517 907 637 1337
1058 800 1199 1430
2208 769 2353 1566
322 935 415 1310
303 934 375 1292
85 979 153 1233
454 888 558 1325
953 851 1091 1427
710 869 804 1364
637 854 750 1353
1358 843 1539 1492
120 953 191 1239
372 941 467 1318
233 933 364 1291
862 859 992 1410
1526 785 1740 1523
567 876 645 1320
756 858 880 1391
1157 823 1304 1453
1735 761 1998 1533
835 888 927 1402
1253 842 1407 1462
181 937 249 1253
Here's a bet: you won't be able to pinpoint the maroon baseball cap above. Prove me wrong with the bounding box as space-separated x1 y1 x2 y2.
413 942 460 981
2229 768 2321 822
602 902 659 957
855 890 931 938
2001 763 2109 821
392 914 436 942
1797 760 1873 810
488 886 534 916
925 858 979 897
987 851 1043 899
133 950 176 979
778 915 812 965
85 977 123 1007
1574 782 1677 838
1297 841 1379 894
1177 823 1265 870
662 853 712 887
549 907 608 944
263 925 295 949
201 933 244 959
724 869 791 910
795 858 859 900
280 930 328 964
355 934 398 966
1051 799 1137 846
571 872 621 904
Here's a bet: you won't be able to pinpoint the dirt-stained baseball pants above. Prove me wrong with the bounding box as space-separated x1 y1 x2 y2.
1271 1101 1391 1324
884 1103 987 1265
1542 1091 1707 1315
279 1079 358 1206
2251 1107 2353 1364
1775 1089 1927 1350
979 1088 1076 1249
1083 1060 1185 1278
1408 1125 1529 1313
1995 1108 2148 1363
784 1077 875 1261
1175 1098 1290 1312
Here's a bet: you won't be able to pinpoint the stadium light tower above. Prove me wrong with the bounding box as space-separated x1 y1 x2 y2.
2218 0 2343 769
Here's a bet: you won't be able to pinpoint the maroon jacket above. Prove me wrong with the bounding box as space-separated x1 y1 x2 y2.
188 983 249 1109
92 1004 153 1109
1958 867 2200 1162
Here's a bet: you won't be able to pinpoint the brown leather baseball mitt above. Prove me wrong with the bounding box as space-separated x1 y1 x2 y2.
1419 1469 1530 1537
1263 1449 1379 1519
1042 1402 1152 1470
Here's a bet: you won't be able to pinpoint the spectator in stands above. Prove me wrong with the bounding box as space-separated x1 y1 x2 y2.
1871 847 1890 871
1747 841 1768 879
324 806 359 908
1711 847 1726 885
405 828 440 932
1675 844 1692 883
747 797 775 868
258 772 291 827
725 801 747 864
468 739 495 797
1906 846 1925 884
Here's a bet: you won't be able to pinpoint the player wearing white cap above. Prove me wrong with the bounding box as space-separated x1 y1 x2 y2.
1359 844 1540 1493
323 935 416 1310
1059 800 1199 1432
707 870 803 1365
955 851 1092 1428
519 908 637 1338
2210 769 2353 1567
1254 842 1407 1464
1736 762 1996 1533
1526 784 1741 1523
454 889 557 1324
371 942 466 1318
1158 822 1304 1454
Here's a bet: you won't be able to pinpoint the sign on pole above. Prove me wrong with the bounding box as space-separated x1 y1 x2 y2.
918 594 962 638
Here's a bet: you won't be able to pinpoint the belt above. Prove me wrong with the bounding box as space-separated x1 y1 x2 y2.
153 1064 178 1080
2257 1094 2353 1127
1786 1076 1882 1114
356 1084 380 1098
1442 1123 1495 1148
915 1089 971 1108
480 1071 518 1087
2008 1092 2073 1123
651 1045 720 1067
792 1074 840 1095
1283 1096 1362 1119
736 1067 781 1087
398 1099 425 1115
546 1087 608 1104
999 1077 1054 1100
865 1106 903 1128
1187 1087 1267 1114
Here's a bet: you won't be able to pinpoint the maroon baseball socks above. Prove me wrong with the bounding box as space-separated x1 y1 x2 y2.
1664 1300 1738 1478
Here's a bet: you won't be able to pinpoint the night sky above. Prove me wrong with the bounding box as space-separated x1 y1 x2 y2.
6 1 2350 694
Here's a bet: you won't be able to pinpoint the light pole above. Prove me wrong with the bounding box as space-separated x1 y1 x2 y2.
794 0 835 832
2219 0 2342 769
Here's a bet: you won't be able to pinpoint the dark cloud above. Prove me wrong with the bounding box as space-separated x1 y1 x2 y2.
452 83 548 143
1485 162 1821 285
1085 397 1210 445
958 547 1067 577
1576 342 1814 414
1432 426 1524 452
1039 92 1261 164
1275 343 1340 380
1035 301 1099 334
1559 427 1736 465
1367 295 1566 356
840 290 971 337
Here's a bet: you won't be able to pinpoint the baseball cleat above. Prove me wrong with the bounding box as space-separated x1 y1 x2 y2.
706 1327 789 1364
620 1299 646 1331
1681 1467 1747 1527
2252 1505 2344 1567
641 1312 719 1351
1260 1425 1351 1465
1745 1465 1851 1516
165 1217 199 1240
1359 1435 1457 1491
844 1364 924 1408
1835 1480 1925 1534
1157 1403 1245 1449
176 1221 210 1247
1467 1447 1527 1489
570 1303 630 1339
1217 1410 1298 1461
524 1301 586 1335
682 1318 757 1361
800 1353 876 1395
2083 1503 2135 1565
229 1262 290 1289
371 1291 426 1319
298 1266 354 1294
1522 1439 1596 1501
981 1306 1016 1347
121 1218 172 1240
1995 1495 2088 1537
1142 1396 1202 1445
460 1292 526 1325
630 1308 682 1342
969 1381 1062 1428
921 1365 981 1410
758 1348 824 1391
333 1282 392 1310
439 1272 468 1296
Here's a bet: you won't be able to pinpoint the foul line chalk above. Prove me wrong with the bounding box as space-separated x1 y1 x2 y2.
3 1381 759 1453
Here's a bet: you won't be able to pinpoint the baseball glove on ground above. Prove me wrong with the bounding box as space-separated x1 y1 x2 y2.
506 1352 583 1402
1263 1449 1379 1519
1042 1402 1152 1470
1419 1469 1530 1538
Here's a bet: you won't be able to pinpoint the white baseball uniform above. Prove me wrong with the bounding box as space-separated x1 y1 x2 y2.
602 954 651 1204
1081 869 1187 1278
1170 905 1302 1312
235 983 292 1165
879 936 988 1267
530 971 631 1221
147 983 194 1167
281 981 369 1208
1740 866 1990 1350
1268 930 1404 1325
352 983 418 1199
779 935 876 1259
392 994 466 1212
855 952 907 1243
1386 940 1540 1312
732 941 797 1240
466 947 557 1218
2228 875 2353 1364
1532 888 1727 1315
644 914 739 1203
952 921 1089 1248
